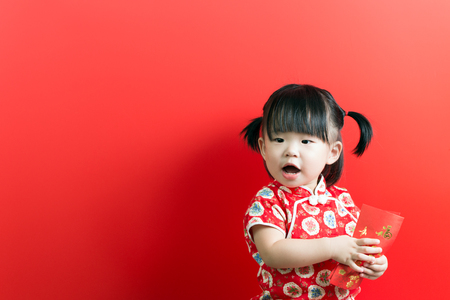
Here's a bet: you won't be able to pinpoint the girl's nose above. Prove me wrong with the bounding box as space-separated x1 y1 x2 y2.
284 147 299 157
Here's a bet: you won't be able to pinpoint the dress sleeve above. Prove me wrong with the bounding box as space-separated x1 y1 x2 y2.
243 186 287 243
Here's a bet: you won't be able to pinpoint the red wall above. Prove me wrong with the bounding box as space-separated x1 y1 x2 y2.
1 0 449 299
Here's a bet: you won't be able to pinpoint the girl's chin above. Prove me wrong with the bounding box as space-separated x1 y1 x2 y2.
276 178 301 188
275 176 317 190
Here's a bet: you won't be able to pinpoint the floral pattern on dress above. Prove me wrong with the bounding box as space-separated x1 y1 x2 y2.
283 282 302 298
345 221 356 236
257 188 274 199
286 209 292 224
277 268 292 274
249 202 264 216
302 217 320 235
335 201 348 217
316 180 326 194
248 217 263 227
279 186 292 194
259 291 273 300
302 203 321 216
261 269 273 288
316 269 331 287
333 186 347 192
335 286 350 299
253 252 263 265
278 189 290 206
244 177 361 300
295 265 314 278
323 211 337 229
272 205 286 221
338 193 354 207
308 285 325 299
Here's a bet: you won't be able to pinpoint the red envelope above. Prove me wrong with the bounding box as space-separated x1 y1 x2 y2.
329 204 404 290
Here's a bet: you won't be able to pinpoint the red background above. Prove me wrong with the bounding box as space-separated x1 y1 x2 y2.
1 1 449 299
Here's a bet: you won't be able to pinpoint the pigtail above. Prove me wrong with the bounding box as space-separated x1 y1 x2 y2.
241 117 263 152
346 111 373 156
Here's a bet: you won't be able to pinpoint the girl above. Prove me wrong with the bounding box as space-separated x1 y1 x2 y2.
242 84 388 300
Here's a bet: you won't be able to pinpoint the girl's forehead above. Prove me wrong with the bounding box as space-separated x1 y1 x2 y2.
264 122 339 143
265 131 318 138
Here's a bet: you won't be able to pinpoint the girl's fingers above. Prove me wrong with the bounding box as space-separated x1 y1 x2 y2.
357 238 380 246
361 267 385 280
360 272 379 280
363 262 385 272
355 253 376 264
361 258 388 280
362 246 382 255
348 260 363 273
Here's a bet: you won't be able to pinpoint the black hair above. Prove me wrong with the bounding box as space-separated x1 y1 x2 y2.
241 84 373 186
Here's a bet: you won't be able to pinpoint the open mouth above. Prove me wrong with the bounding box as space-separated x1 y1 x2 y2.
283 165 300 174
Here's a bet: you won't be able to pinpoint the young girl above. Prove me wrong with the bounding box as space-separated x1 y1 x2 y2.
242 84 388 300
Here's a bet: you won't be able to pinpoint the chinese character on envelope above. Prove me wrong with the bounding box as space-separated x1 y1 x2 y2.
329 204 404 290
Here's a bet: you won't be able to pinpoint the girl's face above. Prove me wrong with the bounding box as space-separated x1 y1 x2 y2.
258 131 342 191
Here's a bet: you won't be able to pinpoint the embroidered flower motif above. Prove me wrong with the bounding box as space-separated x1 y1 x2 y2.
316 270 331 287
316 180 326 193
302 203 320 215
345 221 356 236
323 211 337 229
249 202 264 216
334 185 348 192
335 286 350 299
259 291 273 300
248 217 263 227
272 205 286 221
258 188 274 199
302 217 320 235
338 193 354 207
277 189 289 205
283 282 302 297
279 186 292 194
295 265 314 278
277 268 292 274
286 209 292 224
261 269 273 288
335 201 348 217
253 252 263 265
308 285 325 299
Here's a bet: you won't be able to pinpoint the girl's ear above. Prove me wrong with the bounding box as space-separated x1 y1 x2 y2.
258 137 266 160
327 141 343 165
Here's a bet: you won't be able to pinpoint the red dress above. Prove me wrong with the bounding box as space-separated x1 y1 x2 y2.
243 177 361 300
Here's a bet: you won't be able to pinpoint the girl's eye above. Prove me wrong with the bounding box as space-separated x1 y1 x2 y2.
302 140 312 144
274 138 284 143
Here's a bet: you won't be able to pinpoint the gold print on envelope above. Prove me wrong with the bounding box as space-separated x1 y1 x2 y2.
376 225 392 239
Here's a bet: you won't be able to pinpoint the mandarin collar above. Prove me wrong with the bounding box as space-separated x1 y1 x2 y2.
273 175 327 197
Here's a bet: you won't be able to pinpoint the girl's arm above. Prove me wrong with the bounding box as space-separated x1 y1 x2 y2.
252 225 382 273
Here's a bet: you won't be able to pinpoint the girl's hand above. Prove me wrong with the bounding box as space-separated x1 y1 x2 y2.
329 236 382 272
361 255 388 280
